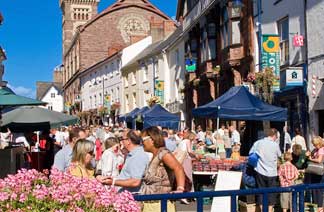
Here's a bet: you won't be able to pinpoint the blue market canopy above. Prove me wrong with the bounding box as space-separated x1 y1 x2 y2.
142 104 180 130
192 86 287 121
134 106 150 120
125 108 140 123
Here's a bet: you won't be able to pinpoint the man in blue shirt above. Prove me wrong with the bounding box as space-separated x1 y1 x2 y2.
250 128 281 212
98 130 149 193
162 130 177 152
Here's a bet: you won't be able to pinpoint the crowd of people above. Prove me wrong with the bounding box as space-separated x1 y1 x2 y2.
1 122 324 211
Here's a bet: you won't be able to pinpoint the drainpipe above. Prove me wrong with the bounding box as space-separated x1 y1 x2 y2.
303 0 310 142
257 0 262 71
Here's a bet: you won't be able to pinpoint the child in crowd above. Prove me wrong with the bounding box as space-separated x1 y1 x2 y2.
230 143 241 160
278 152 299 212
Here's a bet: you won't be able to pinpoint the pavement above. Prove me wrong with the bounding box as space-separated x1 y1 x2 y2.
175 200 212 212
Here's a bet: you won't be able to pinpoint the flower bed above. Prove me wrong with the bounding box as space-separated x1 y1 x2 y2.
0 169 140 212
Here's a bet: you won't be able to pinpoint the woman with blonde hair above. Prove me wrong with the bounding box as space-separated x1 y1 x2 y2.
305 136 324 209
140 127 185 211
68 139 95 179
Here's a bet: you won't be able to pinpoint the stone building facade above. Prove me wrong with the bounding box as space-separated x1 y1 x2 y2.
176 0 255 129
60 0 175 112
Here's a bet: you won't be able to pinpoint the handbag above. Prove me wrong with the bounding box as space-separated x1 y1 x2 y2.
305 161 324 175
247 140 261 168
248 152 260 168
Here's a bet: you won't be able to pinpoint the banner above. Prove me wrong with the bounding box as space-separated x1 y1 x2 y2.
262 35 280 91
154 80 164 104
104 94 111 112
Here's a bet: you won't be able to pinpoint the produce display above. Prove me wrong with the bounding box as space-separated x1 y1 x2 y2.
192 157 247 172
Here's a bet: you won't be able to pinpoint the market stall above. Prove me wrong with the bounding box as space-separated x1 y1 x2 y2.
142 104 180 130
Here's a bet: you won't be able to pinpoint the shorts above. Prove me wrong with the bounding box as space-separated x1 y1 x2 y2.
280 192 291 209
142 201 176 212
255 172 279 206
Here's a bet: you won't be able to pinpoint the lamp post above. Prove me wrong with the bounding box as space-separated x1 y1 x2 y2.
93 76 106 107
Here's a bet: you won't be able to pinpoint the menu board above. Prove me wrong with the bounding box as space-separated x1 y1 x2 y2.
211 170 242 212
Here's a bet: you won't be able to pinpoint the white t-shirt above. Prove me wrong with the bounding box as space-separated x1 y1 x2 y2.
291 135 307 150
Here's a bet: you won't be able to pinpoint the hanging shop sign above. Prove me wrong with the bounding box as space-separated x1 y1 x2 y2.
185 58 196 73
262 34 280 91
286 67 303 86
154 80 164 104
293 35 304 47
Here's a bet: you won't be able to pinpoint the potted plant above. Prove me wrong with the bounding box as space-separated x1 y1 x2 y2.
147 96 160 107
0 169 140 211
255 67 278 103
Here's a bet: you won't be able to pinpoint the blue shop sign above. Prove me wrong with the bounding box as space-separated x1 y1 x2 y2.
286 68 303 86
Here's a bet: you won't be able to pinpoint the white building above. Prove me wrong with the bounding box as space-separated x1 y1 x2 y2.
306 0 324 138
165 25 186 129
120 26 187 126
36 82 64 112
80 36 152 111
254 0 308 137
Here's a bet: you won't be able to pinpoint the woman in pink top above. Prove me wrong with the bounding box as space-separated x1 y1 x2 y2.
305 136 324 209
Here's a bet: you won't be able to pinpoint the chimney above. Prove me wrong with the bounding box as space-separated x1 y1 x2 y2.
53 68 63 83
150 17 177 42
150 17 164 42
163 20 176 37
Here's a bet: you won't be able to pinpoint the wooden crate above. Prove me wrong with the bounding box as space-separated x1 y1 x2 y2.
239 200 257 212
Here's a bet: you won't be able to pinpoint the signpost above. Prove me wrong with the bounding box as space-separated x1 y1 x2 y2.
262 34 280 91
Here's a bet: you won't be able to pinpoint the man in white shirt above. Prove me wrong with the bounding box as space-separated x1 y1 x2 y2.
12 132 30 149
283 126 291 152
229 125 240 146
0 128 11 149
196 125 205 142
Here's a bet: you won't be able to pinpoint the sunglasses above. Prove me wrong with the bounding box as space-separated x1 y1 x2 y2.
141 136 151 142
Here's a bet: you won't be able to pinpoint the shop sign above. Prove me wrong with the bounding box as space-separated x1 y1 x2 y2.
185 58 196 73
293 35 304 47
154 80 164 104
286 67 303 86
262 34 280 91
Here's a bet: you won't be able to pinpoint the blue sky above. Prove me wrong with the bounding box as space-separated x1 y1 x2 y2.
0 0 176 98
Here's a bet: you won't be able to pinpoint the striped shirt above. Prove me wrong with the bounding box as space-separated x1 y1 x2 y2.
278 161 299 187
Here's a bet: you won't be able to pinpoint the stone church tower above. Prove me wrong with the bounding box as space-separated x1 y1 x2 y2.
59 0 99 54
